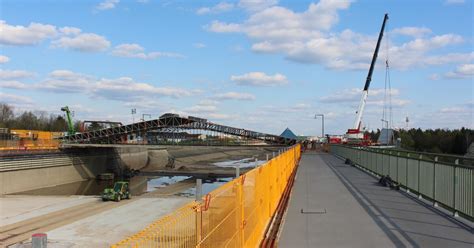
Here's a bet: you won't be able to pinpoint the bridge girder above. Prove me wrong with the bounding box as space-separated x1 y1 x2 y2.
61 114 295 145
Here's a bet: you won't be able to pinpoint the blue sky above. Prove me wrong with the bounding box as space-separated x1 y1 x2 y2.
0 0 472 136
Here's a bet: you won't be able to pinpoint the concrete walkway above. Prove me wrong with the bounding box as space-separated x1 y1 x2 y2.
278 152 473 248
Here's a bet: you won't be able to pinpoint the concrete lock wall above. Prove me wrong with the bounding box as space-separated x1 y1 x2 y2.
0 147 151 195
0 164 88 195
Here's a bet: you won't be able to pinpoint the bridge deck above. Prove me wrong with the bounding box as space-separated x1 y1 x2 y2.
278 153 473 248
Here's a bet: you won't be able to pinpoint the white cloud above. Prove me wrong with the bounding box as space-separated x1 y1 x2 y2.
206 1 470 70
193 43 206 48
320 88 387 103
32 69 200 101
38 70 94 93
0 80 28 89
112 43 184 59
59 27 82 35
291 103 311 110
94 77 199 100
440 106 470 113
0 92 33 105
423 52 474 66
445 0 465 4
179 100 239 121
238 0 279 12
96 0 120 10
207 21 242 33
0 69 35 80
184 100 219 114
320 88 409 107
262 103 313 113
417 102 473 129
391 27 432 38
51 33 110 52
444 64 474 79
214 92 256 100
0 55 10 64
0 20 57 46
0 20 112 54
186 104 218 113
197 2 234 15
429 74 440 80
207 113 236 120
231 72 288 86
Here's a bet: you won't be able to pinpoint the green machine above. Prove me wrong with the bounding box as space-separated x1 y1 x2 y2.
102 181 132 202
60 106 75 135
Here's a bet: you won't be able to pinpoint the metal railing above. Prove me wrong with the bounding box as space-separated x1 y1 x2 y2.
112 144 301 248
331 145 473 220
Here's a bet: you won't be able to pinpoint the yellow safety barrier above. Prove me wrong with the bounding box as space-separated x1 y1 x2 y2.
0 139 60 150
112 144 301 248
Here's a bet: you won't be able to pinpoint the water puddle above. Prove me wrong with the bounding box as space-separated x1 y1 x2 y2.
146 176 191 192
213 158 266 169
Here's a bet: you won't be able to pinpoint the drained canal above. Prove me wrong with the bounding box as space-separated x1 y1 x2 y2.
12 158 266 197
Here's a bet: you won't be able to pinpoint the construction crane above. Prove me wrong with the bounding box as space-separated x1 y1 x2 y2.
60 106 75 136
344 13 389 145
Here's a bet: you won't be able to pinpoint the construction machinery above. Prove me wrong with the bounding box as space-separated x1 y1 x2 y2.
60 106 75 136
101 181 131 202
344 13 389 145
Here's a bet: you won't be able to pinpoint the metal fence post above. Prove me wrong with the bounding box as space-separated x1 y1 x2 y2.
433 156 438 207
406 153 410 192
453 159 459 217
396 152 400 182
418 154 422 199
388 151 391 177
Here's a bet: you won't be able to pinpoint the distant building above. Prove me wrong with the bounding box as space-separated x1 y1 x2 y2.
280 128 297 140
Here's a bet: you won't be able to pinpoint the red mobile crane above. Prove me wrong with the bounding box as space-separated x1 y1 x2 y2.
343 13 389 145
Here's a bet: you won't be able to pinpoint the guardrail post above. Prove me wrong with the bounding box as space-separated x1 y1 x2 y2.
396 152 400 182
453 159 459 217
433 156 438 207
266 154 269 161
388 151 391 177
406 153 410 192
418 154 422 199
236 164 240 178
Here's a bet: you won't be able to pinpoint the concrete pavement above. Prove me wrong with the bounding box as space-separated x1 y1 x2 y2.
278 152 473 248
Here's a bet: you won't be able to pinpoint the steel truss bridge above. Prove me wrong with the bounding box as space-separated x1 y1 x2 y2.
61 113 295 145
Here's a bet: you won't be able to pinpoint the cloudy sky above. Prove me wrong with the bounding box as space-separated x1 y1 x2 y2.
0 0 472 136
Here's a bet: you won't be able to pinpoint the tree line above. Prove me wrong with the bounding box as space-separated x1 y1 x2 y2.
0 103 69 132
368 128 473 155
